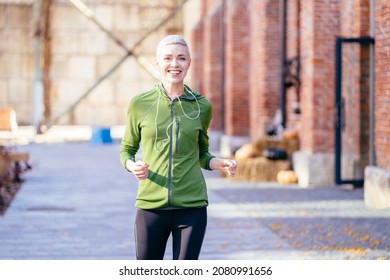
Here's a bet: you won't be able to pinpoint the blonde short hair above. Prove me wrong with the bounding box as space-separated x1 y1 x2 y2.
156 34 191 58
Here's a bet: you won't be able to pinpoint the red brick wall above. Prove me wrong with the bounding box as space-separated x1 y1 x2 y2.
375 0 390 169
299 1 315 151
188 0 390 174
190 21 205 94
224 0 250 136
190 0 207 94
249 0 281 140
203 4 224 131
299 0 340 153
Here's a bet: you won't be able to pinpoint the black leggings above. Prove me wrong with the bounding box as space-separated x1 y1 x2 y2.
134 207 207 260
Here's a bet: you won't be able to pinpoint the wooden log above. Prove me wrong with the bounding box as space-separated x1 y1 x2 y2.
8 152 29 162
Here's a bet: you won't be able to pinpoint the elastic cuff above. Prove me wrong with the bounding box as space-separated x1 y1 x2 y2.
206 156 216 171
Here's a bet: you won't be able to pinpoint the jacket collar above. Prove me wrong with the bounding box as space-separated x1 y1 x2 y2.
156 83 198 101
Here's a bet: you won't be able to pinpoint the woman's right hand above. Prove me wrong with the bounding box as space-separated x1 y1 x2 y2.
126 160 149 180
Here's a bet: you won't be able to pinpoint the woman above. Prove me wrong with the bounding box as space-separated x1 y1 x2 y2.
120 34 238 260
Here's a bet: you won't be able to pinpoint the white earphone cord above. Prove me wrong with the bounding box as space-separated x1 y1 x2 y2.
153 84 201 152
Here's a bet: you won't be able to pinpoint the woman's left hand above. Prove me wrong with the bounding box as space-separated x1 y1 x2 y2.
210 158 238 177
222 159 238 177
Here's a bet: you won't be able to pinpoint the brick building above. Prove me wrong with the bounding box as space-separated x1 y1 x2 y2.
0 0 389 208
184 0 389 208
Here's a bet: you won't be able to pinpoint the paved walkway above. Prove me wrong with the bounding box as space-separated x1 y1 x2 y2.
1 139 390 260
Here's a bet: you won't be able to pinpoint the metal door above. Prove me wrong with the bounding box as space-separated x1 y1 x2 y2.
334 37 375 187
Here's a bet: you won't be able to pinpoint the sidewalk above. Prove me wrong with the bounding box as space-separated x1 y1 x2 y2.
0 136 390 260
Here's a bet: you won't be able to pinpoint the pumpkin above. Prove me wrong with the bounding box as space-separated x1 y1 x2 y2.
277 170 298 184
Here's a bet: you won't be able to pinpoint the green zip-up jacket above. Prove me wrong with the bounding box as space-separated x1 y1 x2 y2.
120 84 215 209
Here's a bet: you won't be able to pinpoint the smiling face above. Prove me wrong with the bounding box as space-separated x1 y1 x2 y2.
155 43 191 87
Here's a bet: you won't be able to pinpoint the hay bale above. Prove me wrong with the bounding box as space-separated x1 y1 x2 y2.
234 143 261 162
232 135 299 182
254 137 299 158
233 157 291 182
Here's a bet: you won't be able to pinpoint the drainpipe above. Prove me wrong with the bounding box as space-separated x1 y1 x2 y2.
279 0 287 128
369 0 376 165
295 0 301 114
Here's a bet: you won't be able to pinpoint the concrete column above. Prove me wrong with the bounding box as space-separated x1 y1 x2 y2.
364 166 390 209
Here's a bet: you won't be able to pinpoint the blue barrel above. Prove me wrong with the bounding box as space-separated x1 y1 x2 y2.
90 126 113 144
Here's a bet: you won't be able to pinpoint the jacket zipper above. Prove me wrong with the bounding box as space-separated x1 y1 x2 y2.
167 101 175 207
175 117 180 153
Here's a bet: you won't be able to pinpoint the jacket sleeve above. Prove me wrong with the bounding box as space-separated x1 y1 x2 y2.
120 98 141 171
198 99 215 170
